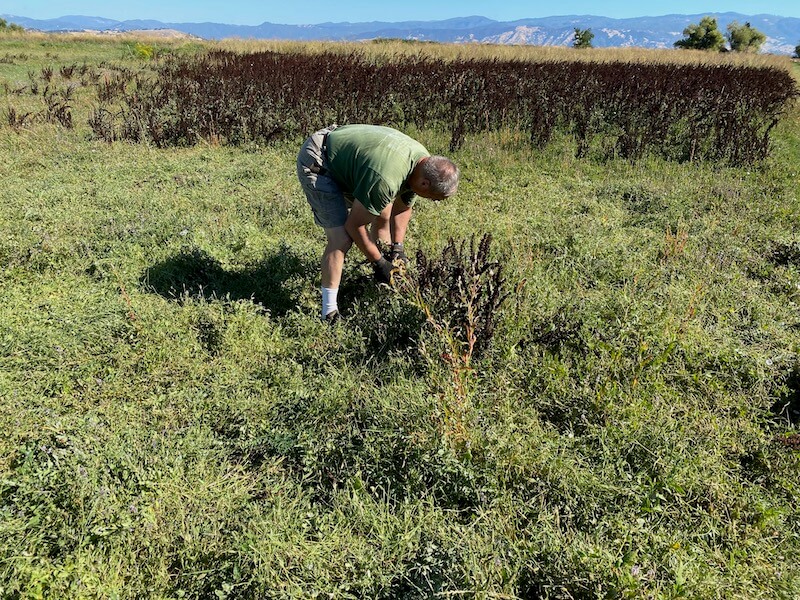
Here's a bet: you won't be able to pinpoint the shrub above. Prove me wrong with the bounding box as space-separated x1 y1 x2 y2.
127 42 155 61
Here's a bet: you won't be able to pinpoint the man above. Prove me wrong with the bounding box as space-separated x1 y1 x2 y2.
297 124 460 322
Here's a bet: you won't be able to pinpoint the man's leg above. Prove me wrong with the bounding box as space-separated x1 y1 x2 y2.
321 226 352 318
297 128 350 318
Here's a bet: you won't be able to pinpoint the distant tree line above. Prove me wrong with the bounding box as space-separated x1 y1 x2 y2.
0 18 25 33
571 19 771 53
674 17 767 53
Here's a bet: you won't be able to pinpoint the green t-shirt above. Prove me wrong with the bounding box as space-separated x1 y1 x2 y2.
326 125 430 216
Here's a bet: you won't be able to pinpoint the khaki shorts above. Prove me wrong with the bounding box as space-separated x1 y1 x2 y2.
296 125 352 229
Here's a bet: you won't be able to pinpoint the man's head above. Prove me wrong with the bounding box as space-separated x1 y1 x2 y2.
409 156 460 201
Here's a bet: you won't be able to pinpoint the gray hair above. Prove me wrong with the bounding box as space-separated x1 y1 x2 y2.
420 155 460 197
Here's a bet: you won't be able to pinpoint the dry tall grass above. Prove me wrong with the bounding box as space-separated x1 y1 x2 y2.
9 31 795 71
215 38 794 70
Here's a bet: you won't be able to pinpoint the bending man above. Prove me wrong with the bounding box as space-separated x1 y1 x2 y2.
297 124 460 322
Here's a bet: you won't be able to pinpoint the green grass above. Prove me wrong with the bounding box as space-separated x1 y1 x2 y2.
1 36 800 599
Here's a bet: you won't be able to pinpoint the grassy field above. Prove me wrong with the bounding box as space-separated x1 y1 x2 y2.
1 35 800 599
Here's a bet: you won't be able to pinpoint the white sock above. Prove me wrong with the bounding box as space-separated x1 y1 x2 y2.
321 286 339 318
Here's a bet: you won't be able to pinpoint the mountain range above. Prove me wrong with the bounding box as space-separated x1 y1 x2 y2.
3 13 799 55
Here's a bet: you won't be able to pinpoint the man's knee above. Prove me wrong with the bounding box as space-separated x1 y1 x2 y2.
325 227 353 253
336 238 353 253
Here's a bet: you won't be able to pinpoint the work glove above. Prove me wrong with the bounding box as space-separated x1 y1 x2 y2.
372 257 396 285
386 242 409 266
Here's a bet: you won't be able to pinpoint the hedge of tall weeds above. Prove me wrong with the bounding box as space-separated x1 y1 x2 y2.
90 49 798 163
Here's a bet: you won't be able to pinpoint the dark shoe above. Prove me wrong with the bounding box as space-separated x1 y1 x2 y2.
324 310 341 325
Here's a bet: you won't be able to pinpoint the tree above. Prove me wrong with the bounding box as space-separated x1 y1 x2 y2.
674 16 725 51
0 18 24 33
794 43 800 59
573 27 594 49
727 21 766 53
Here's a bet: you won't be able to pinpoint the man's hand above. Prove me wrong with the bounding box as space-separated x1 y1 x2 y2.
386 242 408 266
372 257 396 284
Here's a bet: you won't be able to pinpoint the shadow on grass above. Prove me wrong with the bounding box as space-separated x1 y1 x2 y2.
772 366 800 427
141 245 314 316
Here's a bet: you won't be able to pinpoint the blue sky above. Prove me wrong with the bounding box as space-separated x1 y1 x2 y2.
4 1 799 25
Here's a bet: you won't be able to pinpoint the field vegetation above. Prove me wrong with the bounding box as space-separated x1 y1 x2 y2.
84 48 796 164
1 34 800 598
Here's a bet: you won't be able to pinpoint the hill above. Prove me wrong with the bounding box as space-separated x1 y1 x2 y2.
3 12 799 54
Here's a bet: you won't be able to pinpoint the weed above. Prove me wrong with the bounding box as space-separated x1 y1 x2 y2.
410 233 509 363
59 63 76 79
394 234 509 448
87 49 798 164
134 43 155 60
6 106 33 130
661 224 690 263
42 84 74 128
26 69 38 94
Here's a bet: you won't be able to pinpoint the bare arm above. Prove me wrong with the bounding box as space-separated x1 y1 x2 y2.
390 198 413 244
345 200 383 263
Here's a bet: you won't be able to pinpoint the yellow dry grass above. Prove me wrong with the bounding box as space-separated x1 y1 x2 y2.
215 38 794 70
8 30 794 72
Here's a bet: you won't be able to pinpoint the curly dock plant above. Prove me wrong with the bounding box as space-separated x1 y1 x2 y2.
394 234 509 449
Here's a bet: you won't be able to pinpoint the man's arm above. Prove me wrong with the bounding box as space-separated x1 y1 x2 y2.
390 198 413 244
344 199 382 262
345 199 397 284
